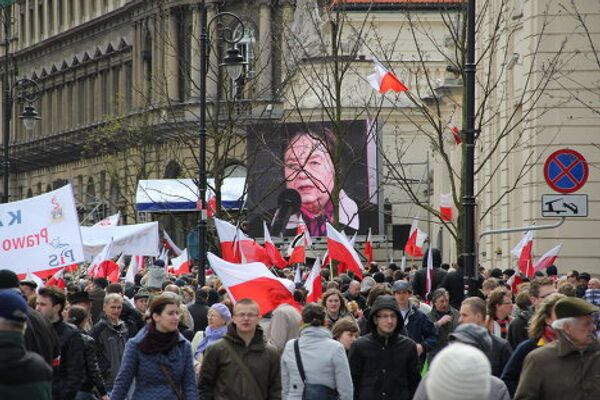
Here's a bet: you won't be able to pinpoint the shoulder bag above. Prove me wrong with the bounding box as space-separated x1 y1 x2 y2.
293 339 338 400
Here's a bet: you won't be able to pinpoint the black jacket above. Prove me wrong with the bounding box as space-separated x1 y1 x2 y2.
80 331 107 396
52 320 86 400
507 308 532 350
187 299 209 333
500 338 537 397
24 308 60 367
490 333 513 378
0 331 53 400
120 300 144 337
90 318 129 387
349 296 421 400
441 270 464 310
412 267 447 301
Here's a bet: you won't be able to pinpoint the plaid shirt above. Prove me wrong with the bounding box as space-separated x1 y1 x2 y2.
584 288 600 335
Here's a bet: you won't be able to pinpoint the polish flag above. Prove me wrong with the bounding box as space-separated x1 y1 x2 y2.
163 230 183 256
124 255 144 284
404 220 428 257
287 232 306 265
364 228 374 264
425 247 433 300
439 193 454 221
447 113 462 145
326 223 363 279
207 195 217 218
98 260 120 283
534 244 561 273
263 222 288 269
46 268 66 289
206 253 297 315
25 270 45 290
158 248 170 268
305 257 323 303
214 218 269 264
367 60 408 93
506 272 522 294
170 249 191 276
93 212 121 227
511 231 534 278
88 240 114 277
297 216 312 248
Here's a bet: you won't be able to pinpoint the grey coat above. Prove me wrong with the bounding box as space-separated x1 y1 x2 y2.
281 326 353 400
413 375 511 400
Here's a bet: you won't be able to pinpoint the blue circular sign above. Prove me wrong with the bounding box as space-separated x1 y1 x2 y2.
544 149 588 193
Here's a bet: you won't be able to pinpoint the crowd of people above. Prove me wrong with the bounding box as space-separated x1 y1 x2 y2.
0 247 599 400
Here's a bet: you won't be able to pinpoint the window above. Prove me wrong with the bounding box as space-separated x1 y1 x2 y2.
233 23 256 79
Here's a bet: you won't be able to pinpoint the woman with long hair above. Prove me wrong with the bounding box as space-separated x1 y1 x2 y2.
321 289 354 328
500 293 565 396
109 294 198 400
281 303 353 399
486 288 513 339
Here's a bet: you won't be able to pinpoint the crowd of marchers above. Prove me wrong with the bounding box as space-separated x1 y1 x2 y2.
1 249 599 400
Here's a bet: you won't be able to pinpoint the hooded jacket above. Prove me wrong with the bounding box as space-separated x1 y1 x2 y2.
198 324 282 400
349 296 421 400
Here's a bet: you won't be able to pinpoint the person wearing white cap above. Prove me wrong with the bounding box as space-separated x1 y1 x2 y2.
425 343 491 400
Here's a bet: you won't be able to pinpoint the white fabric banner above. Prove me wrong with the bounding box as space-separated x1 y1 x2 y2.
0 184 85 275
81 222 160 258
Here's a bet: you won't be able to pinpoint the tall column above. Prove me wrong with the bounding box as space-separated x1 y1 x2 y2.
190 5 200 98
132 21 143 109
24 0 30 47
42 0 48 39
280 0 295 81
118 64 126 113
257 0 272 99
52 0 59 35
82 0 90 23
61 0 69 30
94 72 101 120
107 66 114 115
165 10 179 101
33 0 39 43
73 0 81 26
95 0 102 17
206 2 217 99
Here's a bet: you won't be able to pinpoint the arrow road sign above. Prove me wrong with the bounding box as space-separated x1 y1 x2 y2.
541 194 588 217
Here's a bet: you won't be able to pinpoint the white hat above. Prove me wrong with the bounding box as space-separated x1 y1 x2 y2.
425 343 491 400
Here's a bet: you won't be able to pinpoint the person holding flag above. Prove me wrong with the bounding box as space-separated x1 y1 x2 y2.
412 248 447 302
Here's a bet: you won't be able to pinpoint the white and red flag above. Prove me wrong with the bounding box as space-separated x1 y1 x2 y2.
534 244 561 273
93 212 121 227
326 223 363 279
206 253 297 315
364 228 373 264
157 248 170 267
506 272 522 294
169 249 191 276
124 255 144 284
367 60 409 93
214 218 269 264
263 221 288 269
25 269 45 290
404 220 428 257
305 257 323 303
296 216 313 248
46 268 65 289
447 113 462 145
287 232 307 265
439 193 454 221
88 239 114 277
425 247 433 300
511 231 534 278
163 230 183 256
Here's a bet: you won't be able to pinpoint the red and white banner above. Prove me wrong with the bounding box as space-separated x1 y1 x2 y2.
88 240 114 277
439 193 454 221
305 257 323 303
404 220 427 257
169 249 191 276
214 218 269 265
287 232 307 265
534 244 561 273
364 228 373 264
512 231 534 278
367 60 408 93
125 255 144 284
326 223 363 279
93 212 120 227
0 185 85 276
263 221 287 269
46 267 66 289
206 253 296 315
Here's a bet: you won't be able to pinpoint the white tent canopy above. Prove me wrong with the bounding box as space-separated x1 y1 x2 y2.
81 222 160 258
136 178 246 212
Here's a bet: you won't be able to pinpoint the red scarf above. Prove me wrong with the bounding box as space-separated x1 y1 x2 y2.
497 319 509 339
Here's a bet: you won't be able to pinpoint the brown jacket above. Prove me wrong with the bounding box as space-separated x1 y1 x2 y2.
198 324 282 400
514 332 600 400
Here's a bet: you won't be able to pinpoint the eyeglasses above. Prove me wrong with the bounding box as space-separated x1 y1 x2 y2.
234 312 259 319
375 313 398 320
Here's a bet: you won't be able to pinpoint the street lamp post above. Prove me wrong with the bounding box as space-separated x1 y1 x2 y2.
462 0 479 296
198 0 245 286
2 2 41 203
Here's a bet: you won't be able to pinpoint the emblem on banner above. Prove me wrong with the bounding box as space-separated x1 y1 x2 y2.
50 196 64 222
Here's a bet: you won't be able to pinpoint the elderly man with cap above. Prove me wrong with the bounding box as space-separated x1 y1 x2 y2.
133 289 150 316
19 279 38 300
427 288 459 360
514 297 600 400
349 295 421 400
0 290 53 399
393 280 438 364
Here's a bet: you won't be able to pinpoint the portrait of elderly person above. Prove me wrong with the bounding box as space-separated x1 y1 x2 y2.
279 129 358 236
514 297 600 400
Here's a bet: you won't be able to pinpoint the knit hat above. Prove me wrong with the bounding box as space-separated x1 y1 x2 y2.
0 290 29 322
425 343 491 400
210 303 231 323
0 270 20 289
554 297 599 319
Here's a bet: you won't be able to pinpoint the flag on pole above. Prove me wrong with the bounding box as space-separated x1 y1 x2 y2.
214 218 270 264
447 113 462 145
125 255 144 284
305 257 323 303
170 249 191 276
404 220 428 257
88 239 114 277
326 223 363 279
506 272 522 294
439 193 454 221
263 222 288 269
93 212 121 227
364 228 373 264
533 244 561 273
206 253 297 315
512 231 534 278
287 232 306 265
163 230 184 256
367 60 408 93
25 270 44 291
297 216 313 248
46 268 66 289
425 247 433 300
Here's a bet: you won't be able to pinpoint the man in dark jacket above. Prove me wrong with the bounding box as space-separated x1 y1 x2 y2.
188 288 210 333
459 296 512 377
441 255 465 310
36 287 86 400
87 278 108 324
90 293 129 393
412 248 447 301
427 288 459 359
0 290 53 400
106 283 143 336
349 295 421 400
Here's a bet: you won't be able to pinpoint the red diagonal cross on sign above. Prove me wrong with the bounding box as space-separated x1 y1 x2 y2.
550 157 579 186
543 149 588 194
